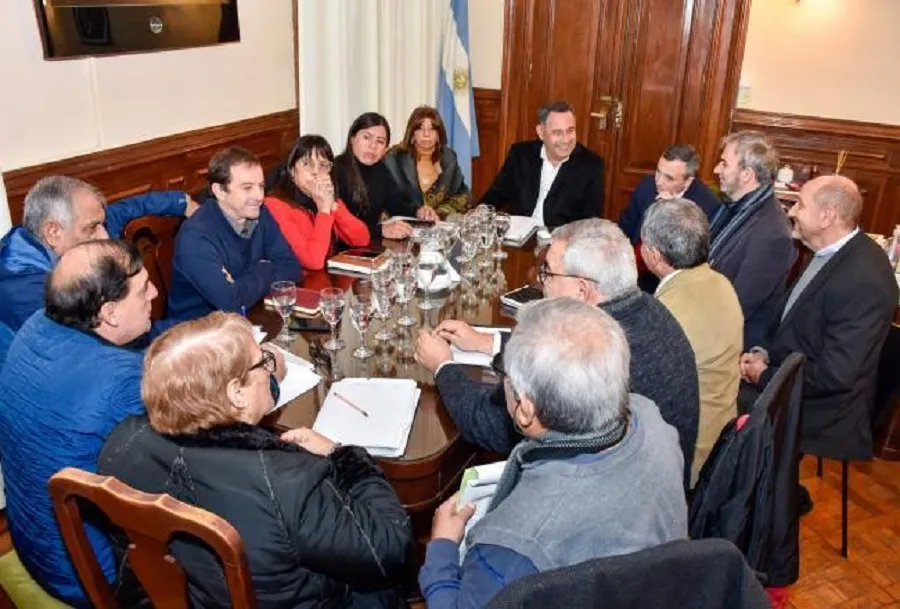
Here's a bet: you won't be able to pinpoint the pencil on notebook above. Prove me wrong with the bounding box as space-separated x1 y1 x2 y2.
334 392 369 417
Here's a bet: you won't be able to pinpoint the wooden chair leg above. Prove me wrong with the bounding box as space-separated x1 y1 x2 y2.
841 460 849 558
816 456 823 477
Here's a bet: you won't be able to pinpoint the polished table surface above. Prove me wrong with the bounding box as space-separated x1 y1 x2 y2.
252 239 542 538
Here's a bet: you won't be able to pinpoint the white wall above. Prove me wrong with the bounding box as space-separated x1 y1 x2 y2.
739 0 900 125
0 1 296 172
468 0 504 89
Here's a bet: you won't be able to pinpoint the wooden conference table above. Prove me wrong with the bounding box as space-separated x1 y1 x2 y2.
252 239 541 542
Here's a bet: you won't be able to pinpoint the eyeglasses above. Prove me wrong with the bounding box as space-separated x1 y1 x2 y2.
297 158 333 173
247 350 277 375
537 261 594 284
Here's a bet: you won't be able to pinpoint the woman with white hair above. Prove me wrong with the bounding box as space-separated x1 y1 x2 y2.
99 312 411 607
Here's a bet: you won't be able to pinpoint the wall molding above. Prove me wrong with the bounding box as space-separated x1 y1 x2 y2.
732 108 900 234
3 109 299 225
472 87 503 201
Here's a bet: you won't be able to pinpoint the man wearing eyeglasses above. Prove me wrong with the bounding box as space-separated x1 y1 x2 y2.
416 218 700 489
167 147 302 321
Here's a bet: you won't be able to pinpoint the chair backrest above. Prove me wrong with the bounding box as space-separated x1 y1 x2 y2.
0 321 14 372
123 217 182 321
485 538 770 609
748 351 805 587
49 467 255 609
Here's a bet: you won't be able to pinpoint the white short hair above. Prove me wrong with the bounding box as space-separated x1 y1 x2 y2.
551 219 638 299
505 298 630 433
22 176 105 237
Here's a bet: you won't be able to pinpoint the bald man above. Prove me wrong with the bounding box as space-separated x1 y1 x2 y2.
740 176 898 466
0 239 156 606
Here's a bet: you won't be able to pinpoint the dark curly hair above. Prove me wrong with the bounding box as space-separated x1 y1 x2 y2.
45 240 143 332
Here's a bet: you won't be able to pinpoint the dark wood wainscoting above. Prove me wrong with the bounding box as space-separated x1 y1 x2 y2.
3 110 299 225
731 109 900 235
471 87 503 202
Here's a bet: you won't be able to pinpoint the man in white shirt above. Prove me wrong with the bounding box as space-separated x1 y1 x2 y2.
480 101 605 229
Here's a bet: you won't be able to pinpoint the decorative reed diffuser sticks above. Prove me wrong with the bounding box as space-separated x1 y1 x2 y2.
835 149 848 175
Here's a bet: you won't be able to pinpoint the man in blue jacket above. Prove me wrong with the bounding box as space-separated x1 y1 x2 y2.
167 147 301 321
0 176 194 332
0 240 157 607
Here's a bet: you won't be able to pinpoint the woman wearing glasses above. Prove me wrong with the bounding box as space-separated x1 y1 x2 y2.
384 106 471 220
99 312 411 608
266 135 371 270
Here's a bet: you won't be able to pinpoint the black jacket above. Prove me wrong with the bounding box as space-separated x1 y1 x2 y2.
480 140 605 228
98 416 412 608
485 538 770 609
759 232 898 460
383 146 470 217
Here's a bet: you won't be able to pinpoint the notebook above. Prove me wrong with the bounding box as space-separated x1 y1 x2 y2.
263 288 321 316
312 378 421 458
458 460 508 559
504 215 539 246
327 249 390 275
266 345 322 412
450 327 511 367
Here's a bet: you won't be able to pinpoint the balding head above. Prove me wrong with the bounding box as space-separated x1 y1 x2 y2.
788 175 863 251
45 240 156 344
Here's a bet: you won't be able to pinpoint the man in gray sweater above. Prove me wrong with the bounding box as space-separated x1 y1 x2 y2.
417 219 700 487
418 299 688 609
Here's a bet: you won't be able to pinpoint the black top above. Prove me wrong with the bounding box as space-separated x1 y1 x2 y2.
335 155 414 238
481 140 605 228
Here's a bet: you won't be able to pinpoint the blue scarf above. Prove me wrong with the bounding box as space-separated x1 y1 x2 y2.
708 184 775 264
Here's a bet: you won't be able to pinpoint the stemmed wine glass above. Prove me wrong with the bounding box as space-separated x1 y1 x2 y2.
270 281 296 343
372 281 395 342
319 287 346 351
394 274 417 327
349 292 375 359
493 212 511 260
477 217 496 270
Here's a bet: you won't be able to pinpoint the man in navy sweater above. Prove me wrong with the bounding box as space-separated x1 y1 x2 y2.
167 147 301 321
0 176 194 332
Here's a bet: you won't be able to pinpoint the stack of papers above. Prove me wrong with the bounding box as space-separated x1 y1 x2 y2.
458 460 508 558
266 345 322 412
504 215 539 246
450 327 510 367
312 378 421 458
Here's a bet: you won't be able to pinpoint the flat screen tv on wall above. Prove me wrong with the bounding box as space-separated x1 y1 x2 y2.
33 0 240 60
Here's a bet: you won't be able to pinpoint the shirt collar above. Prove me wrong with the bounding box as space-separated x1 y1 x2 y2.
219 203 259 239
815 227 859 258
654 269 684 295
540 146 570 167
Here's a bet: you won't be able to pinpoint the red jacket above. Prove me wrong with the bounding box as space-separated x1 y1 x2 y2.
265 196 370 271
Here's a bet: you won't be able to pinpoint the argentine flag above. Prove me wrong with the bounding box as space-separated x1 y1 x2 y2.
437 0 480 188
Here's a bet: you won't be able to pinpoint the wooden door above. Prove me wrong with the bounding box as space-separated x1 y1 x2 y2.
499 0 752 222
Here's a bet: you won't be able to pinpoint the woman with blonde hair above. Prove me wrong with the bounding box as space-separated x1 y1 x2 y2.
384 105 471 220
99 312 411 608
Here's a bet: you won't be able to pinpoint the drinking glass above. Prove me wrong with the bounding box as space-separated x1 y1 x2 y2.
390 252 415 281
416 236 447 311
372 286 395 341
349 293 375 359
493 212 511 260
270 281 296 343
319 287 346 351
394 274 417 327
478 218 496 269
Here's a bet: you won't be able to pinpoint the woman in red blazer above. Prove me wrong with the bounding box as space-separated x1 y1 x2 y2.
266 135 370 270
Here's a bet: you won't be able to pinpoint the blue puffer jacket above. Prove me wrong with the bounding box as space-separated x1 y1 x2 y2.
0 311 145 607
0 191 187 331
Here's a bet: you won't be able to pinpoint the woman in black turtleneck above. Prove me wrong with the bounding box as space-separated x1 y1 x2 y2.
334 113 416 240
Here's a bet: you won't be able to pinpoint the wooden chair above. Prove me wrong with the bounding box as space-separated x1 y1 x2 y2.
48 467 256 609
123 216 182 321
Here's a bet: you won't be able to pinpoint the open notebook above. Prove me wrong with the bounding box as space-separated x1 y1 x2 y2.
504 215 539 246
312 378 421 458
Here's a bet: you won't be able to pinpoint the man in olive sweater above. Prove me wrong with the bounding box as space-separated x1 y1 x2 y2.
417 219 700 488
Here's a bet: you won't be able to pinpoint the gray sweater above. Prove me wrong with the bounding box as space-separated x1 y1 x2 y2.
467 394 688 571
436 289 700 486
